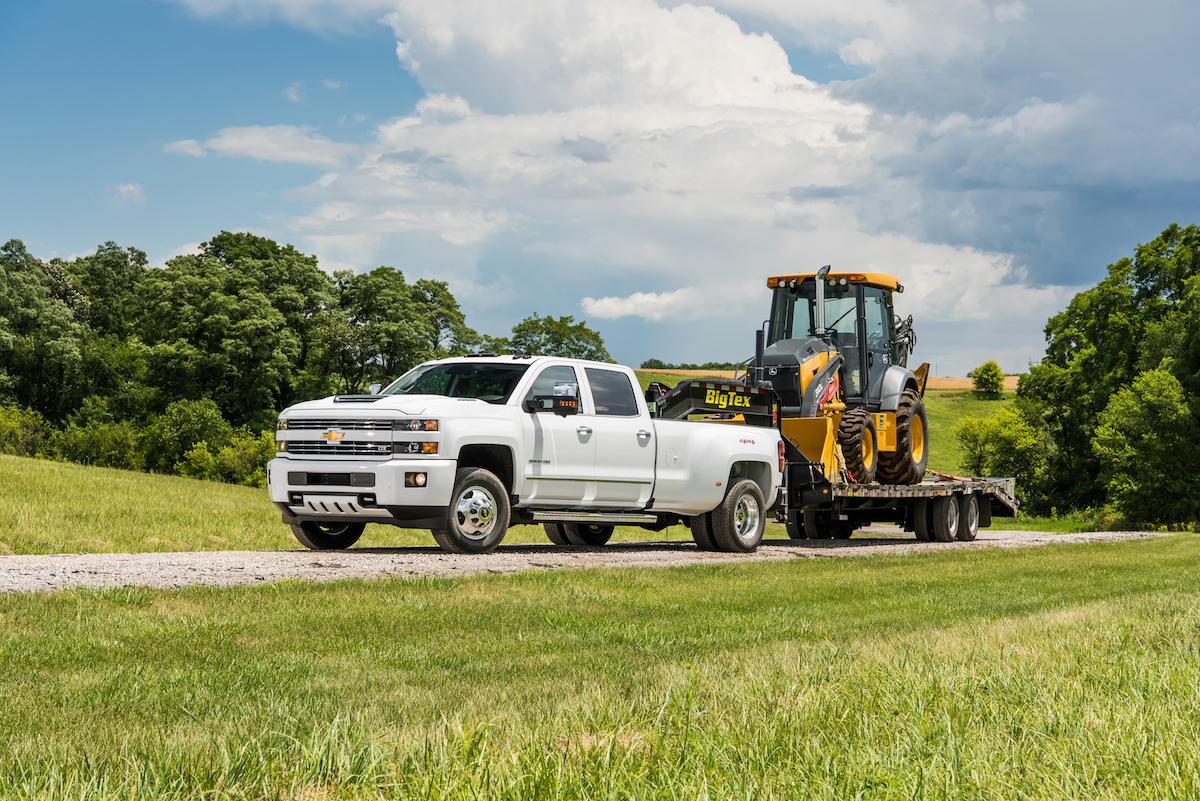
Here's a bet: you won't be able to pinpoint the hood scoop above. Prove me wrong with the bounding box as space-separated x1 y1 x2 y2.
333 395 385 403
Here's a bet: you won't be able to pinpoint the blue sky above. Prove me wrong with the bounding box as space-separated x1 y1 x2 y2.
5 0 1200 375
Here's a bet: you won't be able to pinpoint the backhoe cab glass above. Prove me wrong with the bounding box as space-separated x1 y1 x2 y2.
768 279 895 403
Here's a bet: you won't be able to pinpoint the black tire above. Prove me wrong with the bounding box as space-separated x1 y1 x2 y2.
711 479 766 552
563 523 614 546
878 389 929 485
838 409 878 483
785 516 804 540
431 467 510 554
690 513 719 551
931 495 959 542
290 521 365 550
957 494 979 541
543 522 569 545
912 498 932 541
802 509 853 540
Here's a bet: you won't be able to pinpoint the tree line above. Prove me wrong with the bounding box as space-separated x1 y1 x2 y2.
0 231 610 484
956 223 1200 526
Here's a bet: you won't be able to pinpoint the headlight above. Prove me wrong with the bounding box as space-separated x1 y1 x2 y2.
276 419 289 430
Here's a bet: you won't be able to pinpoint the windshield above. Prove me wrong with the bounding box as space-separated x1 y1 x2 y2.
768 280 858 344
382 362 530 404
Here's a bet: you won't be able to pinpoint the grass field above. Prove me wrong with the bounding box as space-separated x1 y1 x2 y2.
3 535 1200 799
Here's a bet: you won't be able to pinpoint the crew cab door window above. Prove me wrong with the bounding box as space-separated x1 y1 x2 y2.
583 368 654 507
584 368 639 416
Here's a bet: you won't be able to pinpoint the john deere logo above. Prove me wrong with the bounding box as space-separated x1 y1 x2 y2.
322 430 345 442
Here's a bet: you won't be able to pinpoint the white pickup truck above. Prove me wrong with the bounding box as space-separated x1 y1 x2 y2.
269 355 783 554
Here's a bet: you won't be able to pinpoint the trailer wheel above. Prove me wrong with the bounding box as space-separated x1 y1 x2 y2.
802 509 853 540
877 389 929 484
431 467 510 554
690 513 719 551
543 523 569 545
711 479 766 552
931 495 959 542
563 523 614 546
912 499 932 541
785 516 804 540
957 494 979 541
290 521 365 550
838 409 878 483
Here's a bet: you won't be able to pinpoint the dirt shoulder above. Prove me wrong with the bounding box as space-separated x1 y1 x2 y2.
0 527 1168 593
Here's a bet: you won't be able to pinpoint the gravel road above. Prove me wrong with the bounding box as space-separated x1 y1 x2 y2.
0 527 1169 593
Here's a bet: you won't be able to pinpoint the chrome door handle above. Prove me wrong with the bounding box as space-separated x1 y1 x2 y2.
577 426 593 434
637 430 652 438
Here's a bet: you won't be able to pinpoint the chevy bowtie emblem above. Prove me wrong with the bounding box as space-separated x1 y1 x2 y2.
322 430 345 442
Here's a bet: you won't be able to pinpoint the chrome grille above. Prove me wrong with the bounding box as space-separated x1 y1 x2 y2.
288 441 392 457
286 419 393 431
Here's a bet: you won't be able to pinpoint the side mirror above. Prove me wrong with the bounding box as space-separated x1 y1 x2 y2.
368 383 382 395
524 395 579 416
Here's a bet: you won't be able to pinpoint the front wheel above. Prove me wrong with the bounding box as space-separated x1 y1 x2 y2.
290 521 365 550
431 468 511 554
711 479 766 552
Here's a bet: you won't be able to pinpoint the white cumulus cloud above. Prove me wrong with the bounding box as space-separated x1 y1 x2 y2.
582 288 704 321
108 182 146 206
284 80 304 103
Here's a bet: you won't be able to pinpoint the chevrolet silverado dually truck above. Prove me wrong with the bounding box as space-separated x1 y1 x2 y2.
269 356 784 554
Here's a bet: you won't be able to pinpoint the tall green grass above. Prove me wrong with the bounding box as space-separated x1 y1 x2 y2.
2 535 1199 798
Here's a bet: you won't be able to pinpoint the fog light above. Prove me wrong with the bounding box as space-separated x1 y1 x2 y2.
276 440 288 452
405 472 428 487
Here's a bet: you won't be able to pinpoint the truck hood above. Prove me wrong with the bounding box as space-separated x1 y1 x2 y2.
281 394 497 418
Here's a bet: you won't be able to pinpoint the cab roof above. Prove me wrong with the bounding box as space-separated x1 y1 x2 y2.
767 272 901 291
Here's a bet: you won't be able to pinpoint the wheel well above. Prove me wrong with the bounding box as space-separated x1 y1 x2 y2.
729 461 772 501
456 444 515 493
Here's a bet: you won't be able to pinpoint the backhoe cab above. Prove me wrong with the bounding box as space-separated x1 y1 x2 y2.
754 267 930 487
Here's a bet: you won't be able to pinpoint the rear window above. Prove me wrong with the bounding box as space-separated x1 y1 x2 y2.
585 368 639 416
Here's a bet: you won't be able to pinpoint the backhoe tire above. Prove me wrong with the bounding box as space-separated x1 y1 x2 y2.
957 493 979 541
931 495 959 542
431 467 510 554
290 521 365 550
690 513 719 551
838 409 878 483
563 523 614 547
543 522 569 545
877 389 929 485
710 479 766 552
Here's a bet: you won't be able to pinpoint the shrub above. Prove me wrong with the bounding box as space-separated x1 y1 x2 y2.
142 399 234 474
175 441 220 480
954 407 1047 508
52 421 144 470
215 429 275 487
968 360 1005 395
0 406 47 456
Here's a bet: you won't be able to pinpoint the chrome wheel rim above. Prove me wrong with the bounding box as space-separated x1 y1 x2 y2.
734 494 760 540
455 486 497 541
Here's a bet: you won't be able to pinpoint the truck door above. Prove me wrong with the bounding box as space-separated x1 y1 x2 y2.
862 286 891 407
823 284 863 402
521 364 595 504
582 367 655 507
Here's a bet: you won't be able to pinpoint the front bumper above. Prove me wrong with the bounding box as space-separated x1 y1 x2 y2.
268 457 458 529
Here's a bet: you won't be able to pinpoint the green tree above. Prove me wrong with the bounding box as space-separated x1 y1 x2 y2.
1092 369 1200 525
509 314 611 361
1019 223 1200 511
954 407 1048 509
968 360 1005 395
66 242 147 337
